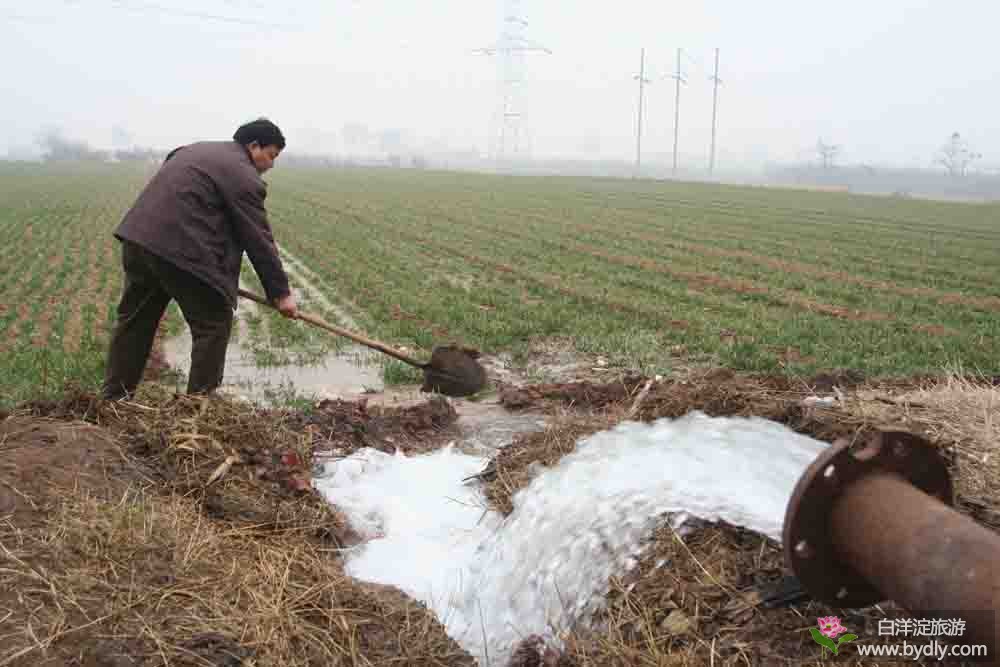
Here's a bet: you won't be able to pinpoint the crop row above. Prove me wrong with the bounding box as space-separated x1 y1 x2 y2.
2 163 997 410
0 165 146 404
272 178 995 332
265 172 997 375
277 170 999 292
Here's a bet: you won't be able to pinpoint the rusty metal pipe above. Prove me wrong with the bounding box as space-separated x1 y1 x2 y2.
830 470 999 656
784 432 999 661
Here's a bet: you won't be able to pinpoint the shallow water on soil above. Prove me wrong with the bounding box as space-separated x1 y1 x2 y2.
164 329 385 401
162 302 385 403
313 411 829 666
447 398 549 453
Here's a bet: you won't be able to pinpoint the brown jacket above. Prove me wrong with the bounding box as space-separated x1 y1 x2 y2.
114 140 291 307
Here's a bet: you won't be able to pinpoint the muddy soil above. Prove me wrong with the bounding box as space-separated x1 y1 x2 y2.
291 394 461 457
0 417 146 523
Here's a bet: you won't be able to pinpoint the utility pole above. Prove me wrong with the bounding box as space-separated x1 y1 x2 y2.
668 47 687 176
633 48 651 177
708 48 722 175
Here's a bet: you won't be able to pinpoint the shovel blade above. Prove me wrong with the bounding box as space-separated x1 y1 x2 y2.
420 346 488 397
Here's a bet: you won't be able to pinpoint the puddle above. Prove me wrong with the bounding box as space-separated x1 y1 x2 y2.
162 251 553 442
161 254 397 403
449 397 549 454
343 388 550 455
163 314 550 449
163 302 385 404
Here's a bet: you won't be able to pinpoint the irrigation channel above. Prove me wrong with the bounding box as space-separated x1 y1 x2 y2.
160 259 833 665
314 412 827 665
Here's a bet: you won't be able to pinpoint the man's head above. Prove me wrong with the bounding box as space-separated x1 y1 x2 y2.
234 118 285 173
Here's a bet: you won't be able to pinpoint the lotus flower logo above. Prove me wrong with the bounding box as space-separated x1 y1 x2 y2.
811 616 858 654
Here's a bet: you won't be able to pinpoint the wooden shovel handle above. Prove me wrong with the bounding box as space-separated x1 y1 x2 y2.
237 288 426 368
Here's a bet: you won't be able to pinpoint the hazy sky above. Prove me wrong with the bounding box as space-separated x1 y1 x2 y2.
3 0 997 169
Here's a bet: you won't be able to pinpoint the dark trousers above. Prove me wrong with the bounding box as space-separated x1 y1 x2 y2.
102 241 234 400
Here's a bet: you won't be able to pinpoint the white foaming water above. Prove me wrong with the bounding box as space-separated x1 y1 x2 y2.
314 411 828 666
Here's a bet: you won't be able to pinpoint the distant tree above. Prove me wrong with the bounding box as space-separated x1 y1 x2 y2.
816 139 840 170
936 132 981 177
35 127 108 162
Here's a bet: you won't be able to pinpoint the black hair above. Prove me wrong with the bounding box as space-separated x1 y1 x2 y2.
233 118 286 150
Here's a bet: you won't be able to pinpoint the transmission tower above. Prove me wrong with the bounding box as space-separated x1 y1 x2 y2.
475 0 550 165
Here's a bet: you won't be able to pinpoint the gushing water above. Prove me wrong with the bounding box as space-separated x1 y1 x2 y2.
314 411 828 665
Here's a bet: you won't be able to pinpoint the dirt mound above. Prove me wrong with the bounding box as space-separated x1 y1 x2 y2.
293 394 460 456
497 368 875 415
0 484 476 666
500 374 649 412
0 416 143 523
19 386 462 544
2 387 477 666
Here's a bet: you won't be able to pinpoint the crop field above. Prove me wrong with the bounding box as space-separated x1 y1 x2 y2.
1 161 998 406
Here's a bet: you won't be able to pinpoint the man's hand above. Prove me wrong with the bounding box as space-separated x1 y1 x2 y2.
274 293 298 319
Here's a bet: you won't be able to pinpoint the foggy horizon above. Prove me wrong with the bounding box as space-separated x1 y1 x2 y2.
4 1 997 171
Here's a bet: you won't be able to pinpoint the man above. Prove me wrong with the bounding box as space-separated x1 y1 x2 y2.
102 118 298 401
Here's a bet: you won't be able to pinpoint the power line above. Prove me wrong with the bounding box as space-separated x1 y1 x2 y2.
1 12 59 24
4 3 302 36
105 0 303 31
219 0 268 9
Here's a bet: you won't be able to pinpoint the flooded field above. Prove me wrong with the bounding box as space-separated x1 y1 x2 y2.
162 303 386 403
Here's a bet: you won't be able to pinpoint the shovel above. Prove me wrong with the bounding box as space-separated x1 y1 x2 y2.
238 288 488 398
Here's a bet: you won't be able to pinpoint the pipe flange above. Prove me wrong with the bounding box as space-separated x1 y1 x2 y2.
782 430 953 608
